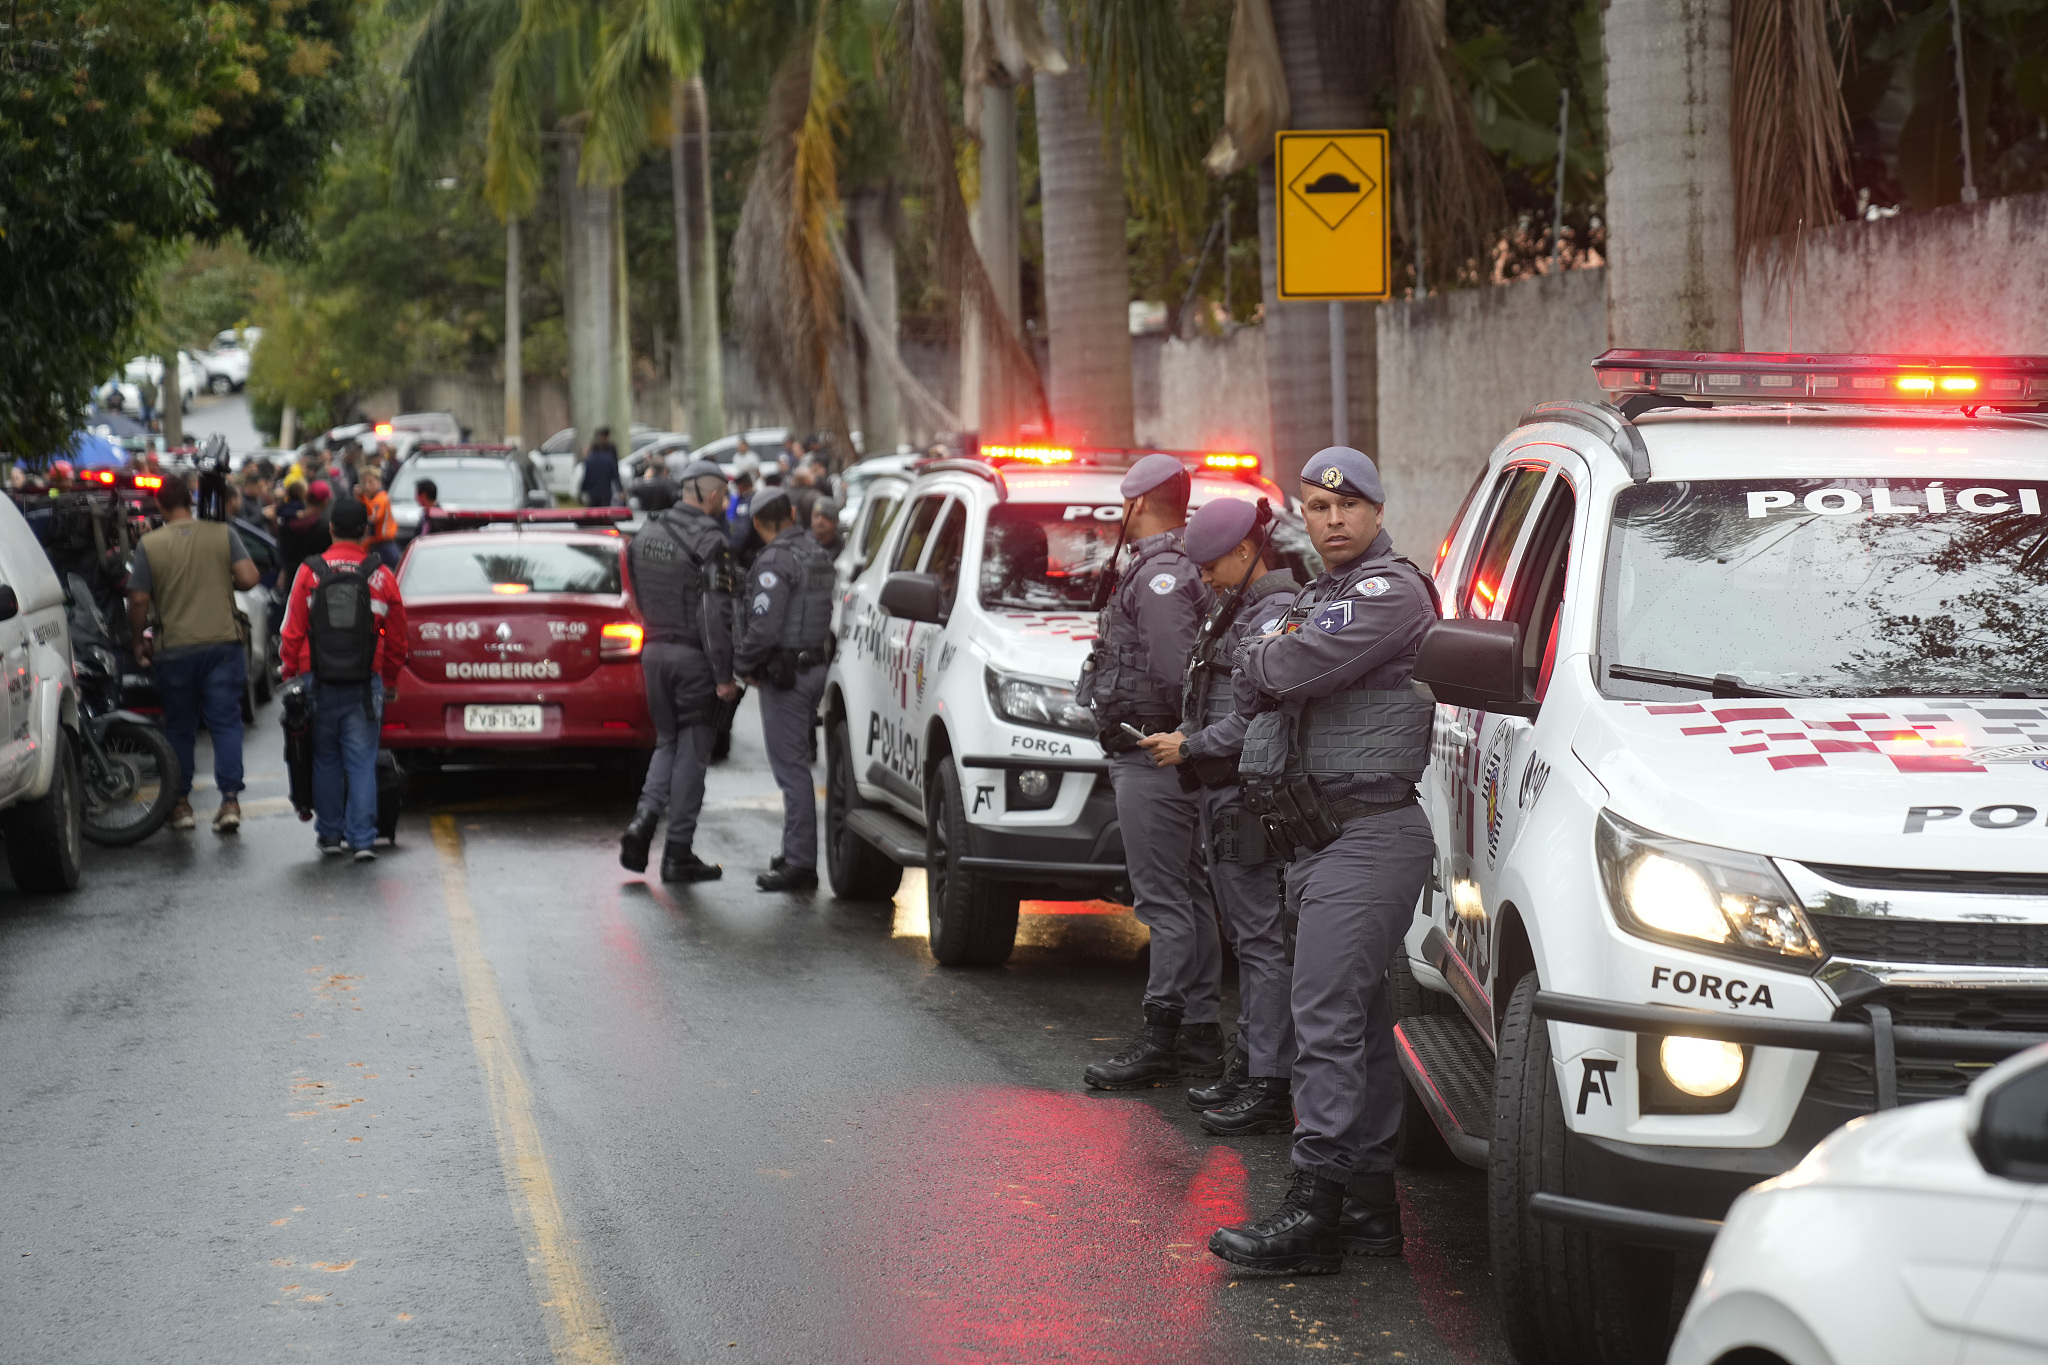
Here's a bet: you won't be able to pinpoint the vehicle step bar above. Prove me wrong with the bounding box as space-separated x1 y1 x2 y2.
1528 1193 1721 1252
1393 1015 1493 1170
845 809 927 867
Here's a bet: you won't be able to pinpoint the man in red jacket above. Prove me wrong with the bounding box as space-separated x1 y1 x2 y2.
278 497 409 860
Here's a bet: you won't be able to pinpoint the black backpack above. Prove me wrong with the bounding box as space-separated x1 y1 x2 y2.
307 556 379 684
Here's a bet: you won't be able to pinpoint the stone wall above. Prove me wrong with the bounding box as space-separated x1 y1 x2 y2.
1132 326 1272 459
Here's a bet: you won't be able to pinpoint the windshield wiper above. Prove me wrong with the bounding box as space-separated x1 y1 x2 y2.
1607 664 1810 700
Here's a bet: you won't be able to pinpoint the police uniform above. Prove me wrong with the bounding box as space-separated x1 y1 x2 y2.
1176 496 1302 1133
620 461 735 881
734 506 836 889
1209 447 1437 1275
1077 453 1223 1089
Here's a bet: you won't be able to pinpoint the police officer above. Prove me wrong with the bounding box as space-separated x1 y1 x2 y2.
1207 447 1437 1275
1076 453 1224 1089
1136 495 1299 1133
733 490 835 891
619 460 737 881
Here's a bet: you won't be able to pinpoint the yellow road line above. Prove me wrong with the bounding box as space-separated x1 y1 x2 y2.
431 814 621 1365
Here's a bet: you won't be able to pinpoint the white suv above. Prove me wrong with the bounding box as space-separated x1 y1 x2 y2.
0 495 83 891
822 449 1311 966
1392 352 2048 1365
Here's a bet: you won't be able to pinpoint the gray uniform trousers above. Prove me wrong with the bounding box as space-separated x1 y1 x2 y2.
1109 750 1222 1024
1202 784 1294 1076
637 641 716 847
758 663 827 869
1285 804 1435 1183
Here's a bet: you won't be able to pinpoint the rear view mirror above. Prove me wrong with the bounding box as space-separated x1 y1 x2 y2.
880 572 946 624
1968 1045 2048 1184
0 585 19 623
1411 618 1533 718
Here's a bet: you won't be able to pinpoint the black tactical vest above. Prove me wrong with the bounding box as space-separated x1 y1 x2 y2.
769 533 836 651
1077 535 1187 729
1184 570 1299 731
631 507 720 646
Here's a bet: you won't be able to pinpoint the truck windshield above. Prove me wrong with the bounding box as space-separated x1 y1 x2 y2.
980 504 1122 610
1602 478 2048 699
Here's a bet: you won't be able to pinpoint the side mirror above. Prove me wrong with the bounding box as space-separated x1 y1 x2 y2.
525 489 551 508
0 585 19 623
1411 618 1533 718
1968 1044 2048 1184
879 572 946 624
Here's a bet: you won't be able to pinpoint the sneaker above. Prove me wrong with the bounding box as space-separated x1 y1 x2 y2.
352 847 377 863
212 797 241 833
317 839 346 857
169 799 196 831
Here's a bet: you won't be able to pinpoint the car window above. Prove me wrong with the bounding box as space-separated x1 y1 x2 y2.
891 494 946 573
1498 479 1575 699
235 525 277 574
925 500 968 610
859 494 900 564
388 461 522 507
402 540 623 596
1459 464 1549 619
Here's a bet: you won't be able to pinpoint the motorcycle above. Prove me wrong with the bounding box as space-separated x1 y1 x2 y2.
67 579 180 845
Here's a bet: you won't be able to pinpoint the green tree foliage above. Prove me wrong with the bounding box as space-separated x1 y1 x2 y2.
0 0 355 459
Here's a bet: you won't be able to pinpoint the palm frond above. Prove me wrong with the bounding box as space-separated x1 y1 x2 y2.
482 14 557 218
390 0 525 187
1393 0 1506 285
1732 0 1851 282
584 0 706 186
1204 0 1288 178
1057 0 1207 233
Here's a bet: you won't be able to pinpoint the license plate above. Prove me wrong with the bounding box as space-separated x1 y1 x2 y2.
463 704 543 734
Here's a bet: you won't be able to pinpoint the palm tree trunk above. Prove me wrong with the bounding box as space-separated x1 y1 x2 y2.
669 80 695 436
1260 0 1375 474
1604 0 1738 348
680 75 725 443
504 216 523 446
161 357 184 450
1034 20 1134 449
611 185 633 446
847 190 904 453
974 81 1023 440
562 133 613 454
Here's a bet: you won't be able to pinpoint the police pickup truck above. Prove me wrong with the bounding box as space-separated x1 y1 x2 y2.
1395 351 2048 1365
822 446 1313 966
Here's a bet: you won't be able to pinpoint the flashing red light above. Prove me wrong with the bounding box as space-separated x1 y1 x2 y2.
83 469 115 485
1202 452 1259 471
491 582 530 594
133 474 163 491
600 621 644 659
1473 579 1497 606
1593 350 2034 404
985 446 1075 464
374 422 394 437
1434 534 1453 576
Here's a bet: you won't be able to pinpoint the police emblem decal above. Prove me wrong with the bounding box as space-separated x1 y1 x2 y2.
1320 467 1343 489
1357 576 1389 597
758 571 778 588
1148 573 1176 595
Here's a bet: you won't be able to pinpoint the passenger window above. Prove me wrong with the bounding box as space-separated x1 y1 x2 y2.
891 495 945 573
1499 481 1576 700
925 501 967 612
1459 465 1548 619
858 494 899 565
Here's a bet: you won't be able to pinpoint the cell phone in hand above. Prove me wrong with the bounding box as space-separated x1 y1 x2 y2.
1119 722 1147 741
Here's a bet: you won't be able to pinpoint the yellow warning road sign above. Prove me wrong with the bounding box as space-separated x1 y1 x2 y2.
1276 130 1389 300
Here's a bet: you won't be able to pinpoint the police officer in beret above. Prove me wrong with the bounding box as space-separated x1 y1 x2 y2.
1207 447 1437 1274
1077 452 1225 1089
734 490 837 892
620 460 740 881
1137 495 1300 1134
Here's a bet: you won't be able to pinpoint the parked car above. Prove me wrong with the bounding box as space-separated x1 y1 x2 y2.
388 447 552 540
0 494 84 892
210 327 263 353
121 354 204 410
195 347 249 395
529 424 660 497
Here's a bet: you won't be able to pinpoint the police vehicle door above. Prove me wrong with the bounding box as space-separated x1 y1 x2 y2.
1426 455 1569 1023
868 491 951 809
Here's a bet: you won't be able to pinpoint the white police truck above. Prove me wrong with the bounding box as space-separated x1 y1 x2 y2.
821 446 1313 966
1394 351 2048 1365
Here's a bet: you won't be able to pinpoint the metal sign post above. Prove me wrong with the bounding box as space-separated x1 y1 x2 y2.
1276 130 1391 452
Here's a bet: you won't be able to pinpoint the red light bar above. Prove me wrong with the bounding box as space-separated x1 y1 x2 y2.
1202 452 1259 471
1592 350 2048 405
422 507 632 530
374 422 394 437
133 474 163 491
984 445 1075 464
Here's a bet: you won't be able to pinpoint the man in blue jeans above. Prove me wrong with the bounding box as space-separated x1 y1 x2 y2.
127 476 262 832
278 497 409 860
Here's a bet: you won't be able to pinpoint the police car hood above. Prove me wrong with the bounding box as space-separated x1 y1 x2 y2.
973 608 1101 681
1573 690 2048 871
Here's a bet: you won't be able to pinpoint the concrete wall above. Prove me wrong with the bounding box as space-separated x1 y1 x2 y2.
1742 191 2048 354
1132 326 1272 459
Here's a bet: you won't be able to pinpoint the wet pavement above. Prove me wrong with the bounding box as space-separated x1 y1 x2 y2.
0 699 1509 1364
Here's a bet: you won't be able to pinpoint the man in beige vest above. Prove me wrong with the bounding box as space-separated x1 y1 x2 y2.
126 477 261 832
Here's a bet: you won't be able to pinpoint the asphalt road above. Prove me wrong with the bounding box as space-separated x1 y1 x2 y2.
0 699 1510 1365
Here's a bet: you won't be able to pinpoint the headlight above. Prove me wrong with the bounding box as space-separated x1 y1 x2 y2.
985 669 1094 736
1595 810 1822 964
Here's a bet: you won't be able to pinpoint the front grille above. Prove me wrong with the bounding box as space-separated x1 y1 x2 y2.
1807 988 2048 1106
1803 863 2048 895
1812 912 2048 967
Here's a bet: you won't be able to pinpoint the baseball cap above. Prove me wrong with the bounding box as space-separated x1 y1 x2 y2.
329 497 369 537
1120 452 1187 499
1299 447 1384 502
1183 497 1259 566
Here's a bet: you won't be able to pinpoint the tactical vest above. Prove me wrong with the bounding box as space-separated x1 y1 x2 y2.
771 533 836 651
630 509 709 646
1184 570 1298 732
137 519 241 652
1077 535 1186 732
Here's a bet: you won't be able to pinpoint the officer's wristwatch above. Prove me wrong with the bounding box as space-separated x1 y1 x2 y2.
1177 738 1191 762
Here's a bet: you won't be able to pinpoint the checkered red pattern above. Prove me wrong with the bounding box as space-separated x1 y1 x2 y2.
998 611 1097 643
1631 702 2015 774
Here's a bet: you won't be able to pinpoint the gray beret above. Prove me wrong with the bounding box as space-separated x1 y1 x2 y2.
1299 446 1384 502
1120 451 1187 499
676 459 728 483
1184 496 1258 566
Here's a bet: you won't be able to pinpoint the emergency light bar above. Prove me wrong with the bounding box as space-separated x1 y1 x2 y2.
422 508 632 530
1593 350 2048 406
972 444 1262 477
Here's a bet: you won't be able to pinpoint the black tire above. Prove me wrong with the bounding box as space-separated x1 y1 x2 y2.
824 713 901 901
208 374 232 396
1387 954 1459 1169
923 761 1018 967
5 730 83 891
80 721 179 847
1490 973 1675 1365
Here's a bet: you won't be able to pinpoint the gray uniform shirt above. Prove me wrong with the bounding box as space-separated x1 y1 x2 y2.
1182 570 1299 762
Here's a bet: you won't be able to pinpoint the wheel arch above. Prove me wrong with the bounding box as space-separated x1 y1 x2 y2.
1492 900 1537 1037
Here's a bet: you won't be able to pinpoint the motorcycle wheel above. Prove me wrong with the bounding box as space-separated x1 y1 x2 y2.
81 720 181 846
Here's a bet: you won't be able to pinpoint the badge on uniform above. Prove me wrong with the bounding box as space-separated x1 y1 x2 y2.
758 571 779 588
752 592 771 616
1148 573 1177 595
1357 576 1389 598
1311 600 1353 633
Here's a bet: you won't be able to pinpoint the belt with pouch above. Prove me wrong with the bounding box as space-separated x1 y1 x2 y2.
1099 715 1177 756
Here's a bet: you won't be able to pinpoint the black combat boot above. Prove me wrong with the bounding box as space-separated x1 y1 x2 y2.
1083 1004 1182 1090
755 863 818 891
1179 1021 1225 1078
1186 1037 1248 1111
619 808 661 873
661 842 723 882
1340 1171 1403 1257
1207 1169 1345 1274
1198 1075 1294 1136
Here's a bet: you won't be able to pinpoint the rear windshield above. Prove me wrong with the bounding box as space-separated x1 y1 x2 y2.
402 539 622 596
389 461 522 507
1602 478 2048 698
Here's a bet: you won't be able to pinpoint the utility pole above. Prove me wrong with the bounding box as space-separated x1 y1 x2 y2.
504 217 523 447
1949 0 1978 203
1552 89 1570 268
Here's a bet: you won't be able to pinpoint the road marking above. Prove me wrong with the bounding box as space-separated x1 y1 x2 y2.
431 814 621 1365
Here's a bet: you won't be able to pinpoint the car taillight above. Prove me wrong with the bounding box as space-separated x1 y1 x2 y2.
134 475 163 491
600 622 644 659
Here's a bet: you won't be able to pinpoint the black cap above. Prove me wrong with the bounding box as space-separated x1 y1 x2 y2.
329 496 369 538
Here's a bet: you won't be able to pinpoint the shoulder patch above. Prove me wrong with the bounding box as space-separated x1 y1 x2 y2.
1357 576 1390 598
1148 573 1177 595
757 570 778 589
1310 600 1354 633
751 592 771 616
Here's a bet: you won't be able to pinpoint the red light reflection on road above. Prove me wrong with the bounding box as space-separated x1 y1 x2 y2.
831 1085 1247 1363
